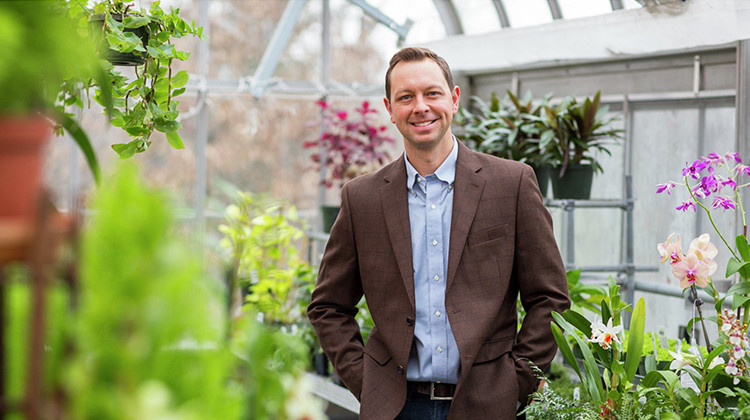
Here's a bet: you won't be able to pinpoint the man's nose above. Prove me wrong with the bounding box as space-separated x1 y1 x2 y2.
413 95 429 113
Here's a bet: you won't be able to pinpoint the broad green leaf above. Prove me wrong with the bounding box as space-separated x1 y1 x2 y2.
171 71 189 88
123 15 150 28
725 257 750 277
552 312 604 401
737 235 750 261
166 131 184 150
733 294 750 310
726 280 750 295
624 298 645 381
155 120 181 133
561 310 592 336
57 112 100 184
551 322 582 380
112 142 138 159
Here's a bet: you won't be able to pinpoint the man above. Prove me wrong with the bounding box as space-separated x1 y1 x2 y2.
308 47 570 420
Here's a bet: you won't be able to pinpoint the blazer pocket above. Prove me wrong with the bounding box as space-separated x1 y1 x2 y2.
474 336 514 364
467 224 511 248
364 335 392 366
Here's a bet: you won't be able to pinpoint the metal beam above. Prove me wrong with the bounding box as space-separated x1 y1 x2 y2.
347 0 413 42
491 0 511 28
431 0 463 35
547 0 563 20
250 0 308 98
610 0 625 10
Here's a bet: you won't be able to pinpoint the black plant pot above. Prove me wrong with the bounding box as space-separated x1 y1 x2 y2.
321 205 340 233
90 14 149 66
530 164 550 198
551 163 594 200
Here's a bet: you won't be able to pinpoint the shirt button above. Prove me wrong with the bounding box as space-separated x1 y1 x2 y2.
435 311 441 317
430 204 436 210
437 346 443 353
433 275 439 282
448 185 453 190
397 365 405 375
432 239 438 246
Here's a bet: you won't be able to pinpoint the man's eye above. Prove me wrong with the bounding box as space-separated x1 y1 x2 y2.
427 91 440 96
398 95 411 101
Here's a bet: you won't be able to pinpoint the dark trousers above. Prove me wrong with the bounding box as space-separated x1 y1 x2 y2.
395 391 451 420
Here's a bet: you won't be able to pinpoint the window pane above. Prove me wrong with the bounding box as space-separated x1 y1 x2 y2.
502 0 554 28
558 0 615 19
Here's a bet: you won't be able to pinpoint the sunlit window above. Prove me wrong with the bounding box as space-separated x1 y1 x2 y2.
502 0 554 28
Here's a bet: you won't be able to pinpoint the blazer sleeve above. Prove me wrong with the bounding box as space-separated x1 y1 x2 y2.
307 184 366 399
511 165 571 404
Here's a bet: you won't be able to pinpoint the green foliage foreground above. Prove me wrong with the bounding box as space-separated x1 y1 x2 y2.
5 163 325 419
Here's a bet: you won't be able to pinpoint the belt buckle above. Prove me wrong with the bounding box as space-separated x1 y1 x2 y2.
430 382 453 401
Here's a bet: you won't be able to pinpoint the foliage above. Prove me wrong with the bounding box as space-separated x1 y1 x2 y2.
304 100 395 190
541 90 623 175
218 192 318 351
454 90 554 166
63 0 206 158
552 278 644 404
0 0 108 180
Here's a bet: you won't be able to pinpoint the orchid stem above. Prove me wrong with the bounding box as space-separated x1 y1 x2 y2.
691 285 713 352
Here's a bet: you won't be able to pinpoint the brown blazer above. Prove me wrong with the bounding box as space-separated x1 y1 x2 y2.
308 141 570 419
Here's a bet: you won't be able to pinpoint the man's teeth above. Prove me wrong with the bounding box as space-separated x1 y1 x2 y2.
413 121 433 127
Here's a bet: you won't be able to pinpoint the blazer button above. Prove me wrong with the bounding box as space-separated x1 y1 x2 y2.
406 317 414 326
397 365 404 375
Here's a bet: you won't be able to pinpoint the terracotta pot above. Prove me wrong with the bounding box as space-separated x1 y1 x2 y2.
0 115 51 220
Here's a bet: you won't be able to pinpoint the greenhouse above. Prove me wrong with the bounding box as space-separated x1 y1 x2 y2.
3 0 750 418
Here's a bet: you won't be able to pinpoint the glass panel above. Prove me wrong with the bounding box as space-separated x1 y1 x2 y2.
623 0 643 9
501 0 554 28
558 0 615 19
371 0 445 45
454 0 501 35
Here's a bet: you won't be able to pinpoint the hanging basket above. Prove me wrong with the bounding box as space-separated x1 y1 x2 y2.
551 163 594 200
89 14 149 66
0 115 51 221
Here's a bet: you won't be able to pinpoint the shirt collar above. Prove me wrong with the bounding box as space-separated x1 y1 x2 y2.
404 137 458 189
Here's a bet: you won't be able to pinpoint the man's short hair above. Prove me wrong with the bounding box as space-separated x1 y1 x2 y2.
385 47 454 101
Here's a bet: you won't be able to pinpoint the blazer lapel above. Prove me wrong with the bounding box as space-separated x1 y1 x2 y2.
446 143 485 292
381 156 416 310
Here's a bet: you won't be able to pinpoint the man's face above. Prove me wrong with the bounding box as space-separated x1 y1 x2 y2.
384 59 459 153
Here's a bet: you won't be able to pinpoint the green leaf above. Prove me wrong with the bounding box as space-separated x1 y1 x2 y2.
733 294 750 310
57 112 100 184
155 120 181 133
737 235 750 261
551 312 604 401
624 298 645 381
112 142 138 159
726 280 750 295
551 321 582 380
725 257 750 277
562 310 592 337
166 131 184 150
171 70 189 88
123 15 150 28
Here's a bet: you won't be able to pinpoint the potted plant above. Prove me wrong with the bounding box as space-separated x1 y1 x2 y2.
63 0 206 158
541 90 622 200
454 90 555 196
304 99 396 232
0 0 107 221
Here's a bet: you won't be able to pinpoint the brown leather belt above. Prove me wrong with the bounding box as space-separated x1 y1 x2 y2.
407 381 455 401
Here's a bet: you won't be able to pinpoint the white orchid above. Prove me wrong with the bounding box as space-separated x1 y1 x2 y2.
589 317 623 350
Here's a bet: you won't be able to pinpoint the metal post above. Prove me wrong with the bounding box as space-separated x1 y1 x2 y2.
194 0 210 240
318 0 330 212
563 200 576 268
623 175 635 328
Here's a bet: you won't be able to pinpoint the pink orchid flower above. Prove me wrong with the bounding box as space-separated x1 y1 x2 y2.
672 252 711 288
657 233 683 265
687 233 718 275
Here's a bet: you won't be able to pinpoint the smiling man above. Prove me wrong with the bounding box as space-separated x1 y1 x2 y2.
308 47 570 420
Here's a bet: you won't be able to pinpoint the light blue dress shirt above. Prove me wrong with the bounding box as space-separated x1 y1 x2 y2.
404 138 460 384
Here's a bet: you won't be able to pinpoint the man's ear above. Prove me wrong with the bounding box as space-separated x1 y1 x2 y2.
383 97 395 123
452 85 460 114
